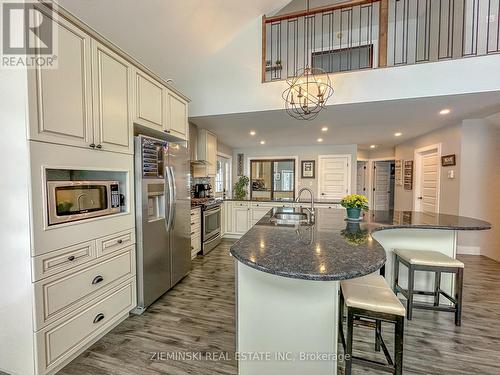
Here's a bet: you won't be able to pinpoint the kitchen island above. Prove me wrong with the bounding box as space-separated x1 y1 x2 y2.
230 207 491 375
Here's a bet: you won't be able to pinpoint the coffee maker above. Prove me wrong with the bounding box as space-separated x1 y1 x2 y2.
193 183 212 198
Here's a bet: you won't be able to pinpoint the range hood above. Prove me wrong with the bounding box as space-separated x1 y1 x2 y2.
189 123 210 164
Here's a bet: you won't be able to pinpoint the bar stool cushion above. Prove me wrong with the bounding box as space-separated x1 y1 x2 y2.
342 273 389 288
395 249 464 268
341 275 406 316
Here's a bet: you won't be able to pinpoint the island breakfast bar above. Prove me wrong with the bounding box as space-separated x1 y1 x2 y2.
230 207 491 375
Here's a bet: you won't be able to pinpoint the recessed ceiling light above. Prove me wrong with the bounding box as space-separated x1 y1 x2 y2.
370 144 376 149
249 130 256 136
317 138 323 142
321 126 328 132
439 108 451 115
260 140 266 145
394 132 402 137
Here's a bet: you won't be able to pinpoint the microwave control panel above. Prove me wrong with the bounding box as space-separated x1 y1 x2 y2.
110 184 120 208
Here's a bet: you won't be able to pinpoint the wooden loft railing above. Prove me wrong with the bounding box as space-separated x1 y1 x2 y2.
262 0 500 82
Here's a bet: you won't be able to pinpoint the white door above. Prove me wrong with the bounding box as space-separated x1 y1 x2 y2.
28 14 93 149
92 41 133 154
356 161 367 196
318 155 351 200
373 161 391 210
415 147 440 213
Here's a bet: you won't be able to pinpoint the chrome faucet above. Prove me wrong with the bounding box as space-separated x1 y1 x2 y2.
295 187 315 216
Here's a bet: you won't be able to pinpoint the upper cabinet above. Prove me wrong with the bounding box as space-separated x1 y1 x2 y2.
28 15 133 154
28 14 93 149
133 70 165 132
92 42 133 154
197 129 217 176
166 91 188 139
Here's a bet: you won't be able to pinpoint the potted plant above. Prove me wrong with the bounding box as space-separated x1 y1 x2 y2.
234 176 250 200
340 194 369 221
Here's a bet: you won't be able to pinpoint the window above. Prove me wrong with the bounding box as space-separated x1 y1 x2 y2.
215 154 231 197
250 159 295 200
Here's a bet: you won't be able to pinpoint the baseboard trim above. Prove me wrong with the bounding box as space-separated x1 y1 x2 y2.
457 245 481 255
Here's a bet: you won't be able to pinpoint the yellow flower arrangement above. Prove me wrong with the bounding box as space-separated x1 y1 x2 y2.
340 194 369 210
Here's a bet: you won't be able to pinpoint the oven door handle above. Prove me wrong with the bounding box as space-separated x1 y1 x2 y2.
203 206 221 215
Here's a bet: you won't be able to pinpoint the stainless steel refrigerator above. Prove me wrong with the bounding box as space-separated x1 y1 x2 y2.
133 135 191 314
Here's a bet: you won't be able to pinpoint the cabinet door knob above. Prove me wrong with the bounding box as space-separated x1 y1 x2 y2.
92 275 104 285
89 143 96 148
67 255 76 261
116 239 123 244
96 144 102 149
93 313 105 324
164 129 171 133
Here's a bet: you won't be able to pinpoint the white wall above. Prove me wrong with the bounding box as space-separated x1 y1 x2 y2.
394 124 462 215
232 144 357 198
0 69 35 374
187 14 500 118
458 118 500 260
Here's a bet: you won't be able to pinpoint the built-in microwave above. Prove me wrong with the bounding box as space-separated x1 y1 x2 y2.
47 180 121 226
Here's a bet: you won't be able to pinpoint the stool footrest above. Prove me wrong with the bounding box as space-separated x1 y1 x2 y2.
351 356 397 373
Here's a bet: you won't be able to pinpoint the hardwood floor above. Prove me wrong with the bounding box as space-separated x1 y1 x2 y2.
58 242 500 375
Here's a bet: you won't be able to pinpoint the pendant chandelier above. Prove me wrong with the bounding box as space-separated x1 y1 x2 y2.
282 0 334 121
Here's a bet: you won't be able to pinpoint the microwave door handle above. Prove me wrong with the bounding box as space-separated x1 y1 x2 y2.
169 166 177 230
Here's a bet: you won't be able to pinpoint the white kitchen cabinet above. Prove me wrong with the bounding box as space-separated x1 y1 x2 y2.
233 206 250 235
133 69 165 131
224 202 233 234
197 129 218 176
92 41 133 154
28 13 93 149
166 91 188 140
250 202 271 226
190 208 201 259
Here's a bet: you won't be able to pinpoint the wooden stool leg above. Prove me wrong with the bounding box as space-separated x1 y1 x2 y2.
434 271 441 307
394 316 404 375
375 320 382 352
339 290 346 349
407 265 414 320
345 309 354 375
455 268 464 326
393 255 400 294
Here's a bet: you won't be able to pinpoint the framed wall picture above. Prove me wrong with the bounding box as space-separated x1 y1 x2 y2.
395 160 403 186
301 160 315 179
403 160 413 190
441 154 456 166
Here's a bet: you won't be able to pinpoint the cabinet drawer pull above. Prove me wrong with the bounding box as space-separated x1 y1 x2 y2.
191 246 194 250
191 231 195 235
191 222 195 225
67 255 76 261
96 144 102 149
93 313 105 324
116 239 123 244
92 275 104 285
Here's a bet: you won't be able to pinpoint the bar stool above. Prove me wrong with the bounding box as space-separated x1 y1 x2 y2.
339 274 406 375
393 249 464 326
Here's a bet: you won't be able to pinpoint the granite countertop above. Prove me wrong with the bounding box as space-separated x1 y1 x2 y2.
224 197 341 205
229 208 491 282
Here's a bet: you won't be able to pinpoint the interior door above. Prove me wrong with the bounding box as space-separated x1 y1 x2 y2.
169 143 191 286
416 150 439 213
373 161 391 210
318 155 350 200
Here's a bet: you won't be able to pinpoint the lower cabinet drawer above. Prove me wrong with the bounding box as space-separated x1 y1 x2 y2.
34 247 135 329
35 279 136 374
32 240 97 282
96 229 135 257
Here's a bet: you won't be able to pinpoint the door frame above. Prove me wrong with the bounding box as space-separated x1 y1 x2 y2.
317 154 352 199
413 143 442 213
216 151 232 198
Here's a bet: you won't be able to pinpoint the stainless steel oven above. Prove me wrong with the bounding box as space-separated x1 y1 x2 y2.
202 202 221 254
47 180 121 225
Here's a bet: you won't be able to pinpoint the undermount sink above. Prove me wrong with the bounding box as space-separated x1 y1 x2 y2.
270 211 312 225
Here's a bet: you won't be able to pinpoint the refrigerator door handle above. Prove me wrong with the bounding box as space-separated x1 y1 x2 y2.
169 166 177 230
165 166 175 232
164 167 171 232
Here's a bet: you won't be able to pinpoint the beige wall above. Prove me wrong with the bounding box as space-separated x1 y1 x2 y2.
358 147 395 160
458 119 500 261
232 144 358 198
217 140 233 156
394 124 462 215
